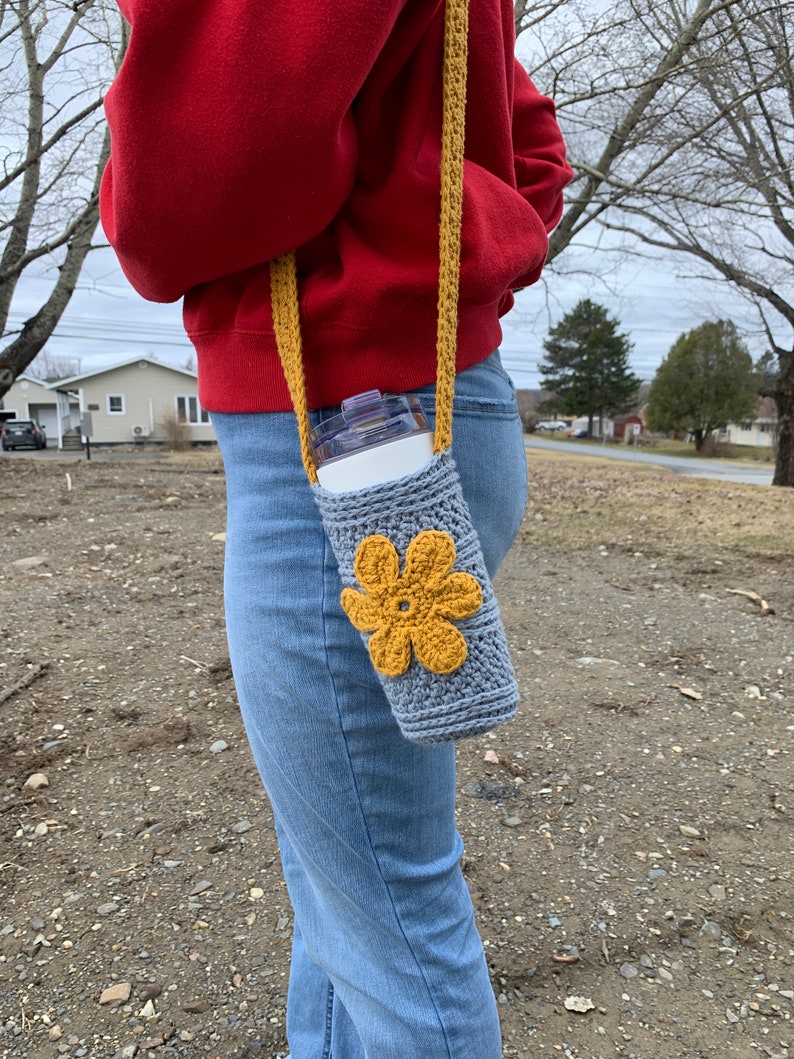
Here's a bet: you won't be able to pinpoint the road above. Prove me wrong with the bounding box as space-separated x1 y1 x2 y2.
2 437 776 486
525 436 775 486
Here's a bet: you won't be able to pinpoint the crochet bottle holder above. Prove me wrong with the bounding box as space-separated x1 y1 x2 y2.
269 0 518 743
313 450 518 745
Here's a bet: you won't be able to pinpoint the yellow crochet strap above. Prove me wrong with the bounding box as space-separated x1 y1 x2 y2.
270 0 468 470
434 0 468 454
270 251 318 482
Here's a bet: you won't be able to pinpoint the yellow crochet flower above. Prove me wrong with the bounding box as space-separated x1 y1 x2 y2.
340 530 483 677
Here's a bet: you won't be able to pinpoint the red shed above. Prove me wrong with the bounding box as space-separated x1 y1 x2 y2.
612 414 644 441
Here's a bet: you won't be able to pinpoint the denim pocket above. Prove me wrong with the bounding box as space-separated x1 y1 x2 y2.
412 350 517 420
410 350 527 578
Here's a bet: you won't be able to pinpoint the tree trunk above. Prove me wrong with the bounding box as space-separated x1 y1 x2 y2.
772 350 794 487
0 127 110 399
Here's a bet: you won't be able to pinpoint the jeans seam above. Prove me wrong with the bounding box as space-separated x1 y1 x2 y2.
318 529 454 1058
322 980 334 1059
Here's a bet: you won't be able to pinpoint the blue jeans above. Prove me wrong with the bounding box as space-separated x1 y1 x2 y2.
213 351 527 1059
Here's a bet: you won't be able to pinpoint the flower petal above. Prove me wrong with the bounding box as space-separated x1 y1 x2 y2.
412 617 468 675
404 530 456 588
368 624 412 677
353 534 400 595
432 571 482 621
340 588 382 632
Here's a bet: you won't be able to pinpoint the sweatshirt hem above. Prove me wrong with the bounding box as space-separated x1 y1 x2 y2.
193 305 505 413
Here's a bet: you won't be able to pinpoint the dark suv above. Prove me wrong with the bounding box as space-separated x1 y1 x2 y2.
1 419 47 450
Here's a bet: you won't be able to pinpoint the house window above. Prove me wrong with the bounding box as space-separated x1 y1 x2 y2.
107 394 125 414
176 395 210 425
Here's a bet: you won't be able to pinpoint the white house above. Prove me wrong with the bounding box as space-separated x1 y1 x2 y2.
720 397 778 449
0 374 80 441
50 356 215 447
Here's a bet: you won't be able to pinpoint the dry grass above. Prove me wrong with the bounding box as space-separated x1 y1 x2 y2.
523 449 794 558
114 446 794 560
160 447 224 470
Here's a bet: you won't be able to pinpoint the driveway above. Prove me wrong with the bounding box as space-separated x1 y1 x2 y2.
1 446 86 461
525 436 775 486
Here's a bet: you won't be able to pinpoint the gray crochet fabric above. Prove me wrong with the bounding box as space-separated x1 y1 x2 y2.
312 450 518 744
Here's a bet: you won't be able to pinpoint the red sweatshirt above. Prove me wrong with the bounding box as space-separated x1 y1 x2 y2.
100 0 572 412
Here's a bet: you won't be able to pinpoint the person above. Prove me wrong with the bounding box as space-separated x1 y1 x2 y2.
100 1 572 1055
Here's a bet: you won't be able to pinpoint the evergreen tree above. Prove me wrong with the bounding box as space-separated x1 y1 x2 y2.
646 320 757 451
538 300 639 435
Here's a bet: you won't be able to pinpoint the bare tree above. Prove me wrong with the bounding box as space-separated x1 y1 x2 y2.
25 348 80 381
0 0 126 397
599 0 794 486
516 0 794 485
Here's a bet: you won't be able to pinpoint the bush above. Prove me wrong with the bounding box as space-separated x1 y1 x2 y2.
159 409 192 451
698 434 736 459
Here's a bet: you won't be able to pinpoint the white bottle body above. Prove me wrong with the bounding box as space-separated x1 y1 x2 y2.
316 432 435 493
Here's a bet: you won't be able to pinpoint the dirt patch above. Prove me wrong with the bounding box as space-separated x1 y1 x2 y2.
1 451 792 1058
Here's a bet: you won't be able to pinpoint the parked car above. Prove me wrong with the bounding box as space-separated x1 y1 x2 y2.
568 427 588 438
535 420 568 432
1 419 47 450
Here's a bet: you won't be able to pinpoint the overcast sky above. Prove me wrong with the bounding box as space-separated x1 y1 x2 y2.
12 233 768 393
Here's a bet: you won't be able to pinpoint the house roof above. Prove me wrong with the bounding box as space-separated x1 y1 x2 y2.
11 374 57 390
48 355 197 389
756 395 777 420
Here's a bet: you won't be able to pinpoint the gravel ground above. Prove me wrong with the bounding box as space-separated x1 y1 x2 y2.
1 450 792 1059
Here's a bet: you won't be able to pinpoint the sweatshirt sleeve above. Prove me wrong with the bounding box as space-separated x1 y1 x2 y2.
511 58 572 244
100 0 408 303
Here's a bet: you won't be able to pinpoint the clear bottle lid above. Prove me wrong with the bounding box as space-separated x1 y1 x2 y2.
309 390 432 468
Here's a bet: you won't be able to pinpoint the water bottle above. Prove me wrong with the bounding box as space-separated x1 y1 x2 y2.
309 390 435 493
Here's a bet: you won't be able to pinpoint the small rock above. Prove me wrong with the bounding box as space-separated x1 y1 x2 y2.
97 903 119 915
564 995 595 1013
33 822 48 837
138 999 156 1019
139 983 162 1002
709 884 727 901
48 1025 63 1041
620 962 639 979
182 999 211 1014
679 825 701 839
700 920 721 942
484 750 500 764
23 773 49 790
209 740 228 754
211 532 226 542
249 887 264 900
575 656 621 667
99 982 132 1005
503 815 523 828
12 555 48 570
231 820 253 834
189 880 213 896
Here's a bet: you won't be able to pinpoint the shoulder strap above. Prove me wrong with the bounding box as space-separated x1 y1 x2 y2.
271 0 469 483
